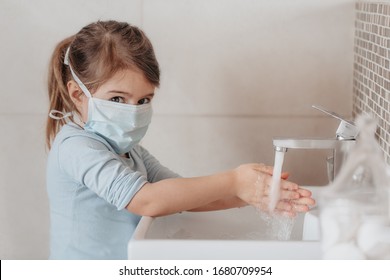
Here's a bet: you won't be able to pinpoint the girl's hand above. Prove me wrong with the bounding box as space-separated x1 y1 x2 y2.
232 163 315 216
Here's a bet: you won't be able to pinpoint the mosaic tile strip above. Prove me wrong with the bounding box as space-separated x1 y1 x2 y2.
354 1 390 164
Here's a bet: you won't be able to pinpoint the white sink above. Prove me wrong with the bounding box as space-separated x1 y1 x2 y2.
128 187 322 259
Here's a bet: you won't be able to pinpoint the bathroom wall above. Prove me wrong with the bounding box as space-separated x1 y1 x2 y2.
353 0 390 164
0 0 355 259
141 0 355 185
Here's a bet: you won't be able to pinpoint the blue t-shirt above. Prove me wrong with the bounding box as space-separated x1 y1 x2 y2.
46 123 179 259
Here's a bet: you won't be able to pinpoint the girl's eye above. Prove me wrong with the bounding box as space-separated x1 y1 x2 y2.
110 96 125 103
138 98 151 105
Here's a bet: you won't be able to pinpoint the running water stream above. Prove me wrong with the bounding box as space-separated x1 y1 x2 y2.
258 150 296 240
269 151 285 212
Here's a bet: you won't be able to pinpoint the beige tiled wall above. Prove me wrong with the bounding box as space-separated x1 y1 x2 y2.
0 0 356 259
353 1 390 164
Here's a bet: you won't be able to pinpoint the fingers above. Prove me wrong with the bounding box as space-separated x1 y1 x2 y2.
255 191 315 214
280 190 300 200
262 174 298 190
263 187 300 200
250 167 316 215
279 189 315 205
291 203 310 212
279 192 316 214
266 178 298 191
275 200 309 214
281 172 289 180
296 187 312 197
292 196 316 206
259 177 303 201
276 200 293 211
254 199 313 217
278 197 315 213
280 180 299 191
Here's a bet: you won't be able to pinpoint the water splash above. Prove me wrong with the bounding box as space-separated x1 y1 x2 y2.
257 211 295 241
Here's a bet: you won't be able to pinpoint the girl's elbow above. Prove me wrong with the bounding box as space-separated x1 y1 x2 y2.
125 201 168 217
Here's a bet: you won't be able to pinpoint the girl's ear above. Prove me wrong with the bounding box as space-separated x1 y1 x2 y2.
67 80 89 123
67 80 85 108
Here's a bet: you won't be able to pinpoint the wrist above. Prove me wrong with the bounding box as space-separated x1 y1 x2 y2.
229 168 240 196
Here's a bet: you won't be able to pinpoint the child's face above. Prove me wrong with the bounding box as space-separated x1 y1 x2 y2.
78 68 155 123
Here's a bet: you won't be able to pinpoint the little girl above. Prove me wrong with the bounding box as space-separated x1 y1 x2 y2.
46 20 315 259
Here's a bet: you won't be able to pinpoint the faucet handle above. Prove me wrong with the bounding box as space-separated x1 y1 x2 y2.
312 105 359 140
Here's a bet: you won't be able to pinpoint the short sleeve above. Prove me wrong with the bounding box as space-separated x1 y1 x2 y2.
58 136 148 210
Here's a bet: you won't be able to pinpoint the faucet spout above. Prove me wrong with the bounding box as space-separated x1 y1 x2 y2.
273 138 341 151
272 137 355 183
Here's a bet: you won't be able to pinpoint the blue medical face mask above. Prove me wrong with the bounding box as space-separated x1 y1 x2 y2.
84 97 152 154
50 47 153 154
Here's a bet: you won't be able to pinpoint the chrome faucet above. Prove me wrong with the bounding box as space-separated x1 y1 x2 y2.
273 105 359 182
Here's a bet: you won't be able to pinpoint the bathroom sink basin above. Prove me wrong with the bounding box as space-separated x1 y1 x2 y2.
128 187 322 259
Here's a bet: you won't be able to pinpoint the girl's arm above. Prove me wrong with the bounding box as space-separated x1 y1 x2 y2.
126 164 315 217
187 196 248 212
126 170 238 216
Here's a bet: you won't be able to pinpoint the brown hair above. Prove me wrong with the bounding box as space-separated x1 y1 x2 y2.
46 20 160 149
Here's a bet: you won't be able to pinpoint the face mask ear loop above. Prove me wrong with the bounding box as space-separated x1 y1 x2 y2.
64 47 92 98
49 110 73 120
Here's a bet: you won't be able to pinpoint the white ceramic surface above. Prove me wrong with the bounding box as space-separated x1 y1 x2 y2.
128 187 322 259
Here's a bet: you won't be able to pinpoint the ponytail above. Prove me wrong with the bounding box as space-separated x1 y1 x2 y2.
46 36 75 149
